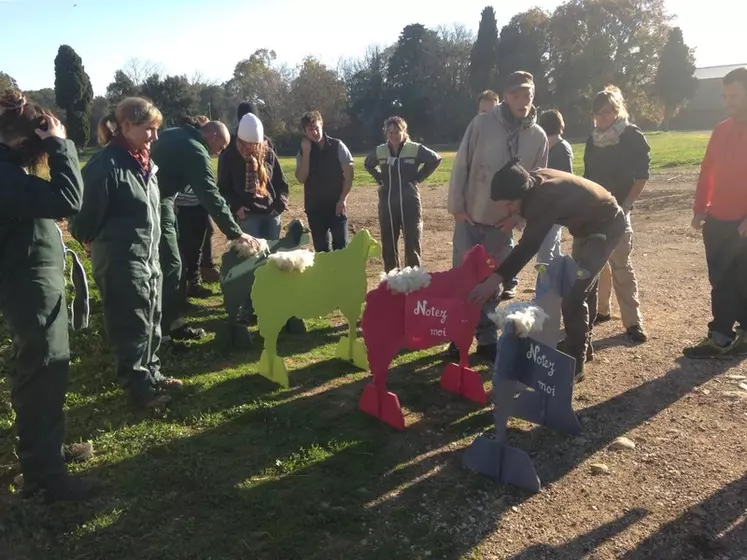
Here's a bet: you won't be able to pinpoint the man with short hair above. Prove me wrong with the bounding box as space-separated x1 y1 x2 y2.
295 110 354 252
684 66 747 358
478 90 499 114
151 119 259 343
468 160 626 381
447 70 549 362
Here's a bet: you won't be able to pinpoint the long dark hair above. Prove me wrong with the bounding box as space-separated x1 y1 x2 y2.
0 89 49 174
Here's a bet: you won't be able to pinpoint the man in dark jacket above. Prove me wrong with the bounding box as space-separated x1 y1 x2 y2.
468 160 626 381
0 97 98 502
295 110 354 252
151 120 259 342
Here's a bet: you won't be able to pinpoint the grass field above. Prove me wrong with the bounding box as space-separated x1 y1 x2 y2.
3 130 743 560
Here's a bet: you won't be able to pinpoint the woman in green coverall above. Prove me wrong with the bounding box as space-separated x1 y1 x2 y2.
0 89 99 502
70 97 182 409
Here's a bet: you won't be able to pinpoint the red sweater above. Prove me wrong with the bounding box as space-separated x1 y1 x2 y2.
694 118 747 221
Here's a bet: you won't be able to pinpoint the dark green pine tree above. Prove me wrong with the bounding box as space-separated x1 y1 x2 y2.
54 45 94 147
469 6 500 96
654 27 698 129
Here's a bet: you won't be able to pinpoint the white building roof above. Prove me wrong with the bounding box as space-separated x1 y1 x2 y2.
694 64 747 80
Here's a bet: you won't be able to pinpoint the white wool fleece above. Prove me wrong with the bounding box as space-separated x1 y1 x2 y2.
488 301 548 338
227 237 270 258
268 249 315 272
380 266 432 294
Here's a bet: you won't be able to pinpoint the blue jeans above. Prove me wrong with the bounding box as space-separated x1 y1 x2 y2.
239 213 281 241
537 224 564 264
306 208 348 252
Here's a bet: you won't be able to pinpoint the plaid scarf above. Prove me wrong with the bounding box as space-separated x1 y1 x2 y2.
109 134 150 179
500 102 538 159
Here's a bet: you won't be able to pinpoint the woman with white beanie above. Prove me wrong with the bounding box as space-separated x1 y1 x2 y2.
217 112 289 240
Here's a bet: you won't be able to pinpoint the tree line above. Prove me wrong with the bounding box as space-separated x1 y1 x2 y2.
1 0 698 154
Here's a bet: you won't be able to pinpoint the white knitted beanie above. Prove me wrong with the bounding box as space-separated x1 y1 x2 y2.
237 113 263 143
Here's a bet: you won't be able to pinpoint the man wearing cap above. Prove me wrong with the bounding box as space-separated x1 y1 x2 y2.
447 70 549 362
467 160 626 381
151 119 260 344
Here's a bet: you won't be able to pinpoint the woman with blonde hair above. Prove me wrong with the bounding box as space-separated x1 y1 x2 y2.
364 116 442 272
583 85 650 346
70 96 182 410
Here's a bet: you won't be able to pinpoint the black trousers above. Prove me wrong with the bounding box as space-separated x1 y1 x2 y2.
306 206 348 253
177 204 211 285
202 217 214 268
703 216 747 341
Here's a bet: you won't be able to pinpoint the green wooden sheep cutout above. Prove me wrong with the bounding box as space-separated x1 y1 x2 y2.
251 229 381 388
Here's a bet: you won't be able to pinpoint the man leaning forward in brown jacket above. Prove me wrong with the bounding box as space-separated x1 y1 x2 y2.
468 160 626 382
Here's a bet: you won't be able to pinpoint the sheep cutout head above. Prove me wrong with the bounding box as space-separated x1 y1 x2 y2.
489 302 549 338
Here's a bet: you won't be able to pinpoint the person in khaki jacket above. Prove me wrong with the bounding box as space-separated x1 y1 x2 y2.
447 71 548 362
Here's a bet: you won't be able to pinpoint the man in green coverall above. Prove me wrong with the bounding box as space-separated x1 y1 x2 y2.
151 120 259 342
0 93 98 502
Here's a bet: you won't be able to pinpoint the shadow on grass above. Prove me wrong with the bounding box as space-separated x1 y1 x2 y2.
0 354 516 560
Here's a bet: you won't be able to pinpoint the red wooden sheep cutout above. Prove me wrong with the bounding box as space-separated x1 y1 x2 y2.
359 244 498 430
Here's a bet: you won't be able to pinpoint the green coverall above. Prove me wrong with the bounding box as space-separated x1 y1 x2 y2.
150 125 243 336
69 144 167 406
0 138 82 491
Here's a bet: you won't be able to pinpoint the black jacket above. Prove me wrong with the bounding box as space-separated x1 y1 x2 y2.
217 137 289 215
584 125 651 204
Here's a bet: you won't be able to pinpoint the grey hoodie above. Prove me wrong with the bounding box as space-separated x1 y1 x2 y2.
447 105 548 226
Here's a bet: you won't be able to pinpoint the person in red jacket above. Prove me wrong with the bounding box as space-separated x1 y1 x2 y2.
684 67 747 358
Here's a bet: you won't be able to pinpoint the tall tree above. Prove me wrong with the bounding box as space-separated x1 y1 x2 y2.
433 25 475 142
495 9 552 104
468 6 500 96
54 45 94 147
0 72 18 92
547 0 671 133
343 46 394 149
654 27 698 129
386 23 442 139
224 49 292 140
106 70 138 104
139 74 198 126
290 56 349 132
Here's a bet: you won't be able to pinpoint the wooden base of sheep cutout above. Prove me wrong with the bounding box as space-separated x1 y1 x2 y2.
220 219 311 349
359 244 497 431
251 230 381 388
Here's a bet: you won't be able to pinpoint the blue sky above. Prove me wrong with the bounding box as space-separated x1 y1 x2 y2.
1 0 745 97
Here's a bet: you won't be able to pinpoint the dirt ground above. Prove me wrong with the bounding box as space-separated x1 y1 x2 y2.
209 172 747 559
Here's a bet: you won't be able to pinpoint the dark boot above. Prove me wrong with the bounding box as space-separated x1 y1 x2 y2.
22 473 101 504
187 281 213 299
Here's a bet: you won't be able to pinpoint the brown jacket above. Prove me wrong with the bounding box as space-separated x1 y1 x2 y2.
495 168 622 281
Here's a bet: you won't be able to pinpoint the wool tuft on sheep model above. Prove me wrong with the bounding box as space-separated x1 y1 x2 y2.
359 243 497 431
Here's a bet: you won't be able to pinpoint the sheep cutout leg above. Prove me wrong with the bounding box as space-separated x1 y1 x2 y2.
252 230 381 388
